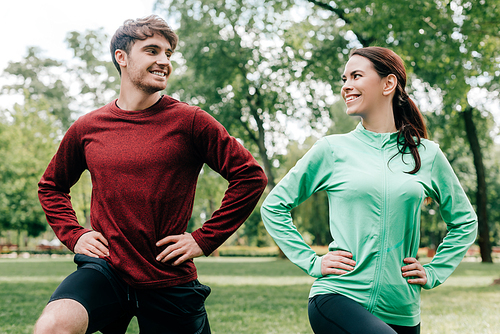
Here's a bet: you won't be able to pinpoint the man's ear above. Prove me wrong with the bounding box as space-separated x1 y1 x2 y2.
383 74 397 96
115 49 127 68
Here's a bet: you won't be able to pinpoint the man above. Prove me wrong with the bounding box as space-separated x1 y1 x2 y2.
34 15 267 334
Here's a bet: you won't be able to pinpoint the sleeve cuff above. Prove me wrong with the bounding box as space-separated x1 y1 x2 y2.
67 228 93 252
190 229 213 256
310 255 324 278
422 265 435 290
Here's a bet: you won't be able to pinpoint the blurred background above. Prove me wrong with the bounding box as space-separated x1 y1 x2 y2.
0 0 499 263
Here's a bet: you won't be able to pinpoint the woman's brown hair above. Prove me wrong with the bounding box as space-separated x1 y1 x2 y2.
350 47 428 174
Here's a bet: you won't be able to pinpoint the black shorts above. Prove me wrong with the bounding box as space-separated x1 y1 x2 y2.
308 293 420 334
49 254 211 334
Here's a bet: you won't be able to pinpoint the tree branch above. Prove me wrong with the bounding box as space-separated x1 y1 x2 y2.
239 117 259 144
306 0 376 46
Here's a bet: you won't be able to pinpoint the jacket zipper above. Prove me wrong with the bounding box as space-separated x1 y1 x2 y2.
368 146 389 313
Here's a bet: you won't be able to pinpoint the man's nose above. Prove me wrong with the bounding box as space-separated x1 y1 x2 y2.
157 53 170 65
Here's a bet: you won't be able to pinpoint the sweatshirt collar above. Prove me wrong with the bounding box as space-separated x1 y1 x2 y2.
352 122 399 149
108 95 173 119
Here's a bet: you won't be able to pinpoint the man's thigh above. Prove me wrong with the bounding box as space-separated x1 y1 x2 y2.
49 255 133 334
136 280 211 334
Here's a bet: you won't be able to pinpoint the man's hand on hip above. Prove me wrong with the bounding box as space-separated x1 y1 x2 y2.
156 232 204 266
74 231 109 258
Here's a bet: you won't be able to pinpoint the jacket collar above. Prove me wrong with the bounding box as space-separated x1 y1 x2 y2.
351 122 399 150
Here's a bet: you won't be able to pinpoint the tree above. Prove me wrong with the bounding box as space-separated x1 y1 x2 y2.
65 28 121 111
155 0 334 189
294 0 500 262
0 99 61 246
2 47 73 129
191 165 228 232
1 48 71 245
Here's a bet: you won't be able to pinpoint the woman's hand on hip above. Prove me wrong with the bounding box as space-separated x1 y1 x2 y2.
321 250 356 276
402 257 427 285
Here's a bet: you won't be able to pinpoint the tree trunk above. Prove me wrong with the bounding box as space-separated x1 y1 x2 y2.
252 107 276 189
463 106 492 263
17 229 22 251
246 90 276 189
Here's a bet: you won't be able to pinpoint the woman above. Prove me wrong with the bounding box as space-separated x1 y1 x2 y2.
261 47 477 334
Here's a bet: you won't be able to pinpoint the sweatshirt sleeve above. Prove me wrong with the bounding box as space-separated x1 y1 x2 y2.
422 147 478 289
261 138 334 278
38 121 92 252
189 109 267 256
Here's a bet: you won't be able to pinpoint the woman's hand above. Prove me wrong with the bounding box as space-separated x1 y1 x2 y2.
401 257 427 285
321 250 356 276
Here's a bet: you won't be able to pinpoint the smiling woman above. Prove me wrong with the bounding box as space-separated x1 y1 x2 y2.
341 56 396 124
344 47 428 175
261 46 477 334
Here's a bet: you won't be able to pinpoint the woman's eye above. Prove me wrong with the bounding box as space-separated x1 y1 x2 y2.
354 74 361 79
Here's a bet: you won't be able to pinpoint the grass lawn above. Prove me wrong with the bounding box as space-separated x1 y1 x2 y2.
0 256 498 333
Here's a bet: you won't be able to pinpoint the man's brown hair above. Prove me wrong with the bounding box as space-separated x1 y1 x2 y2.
110 15 178 75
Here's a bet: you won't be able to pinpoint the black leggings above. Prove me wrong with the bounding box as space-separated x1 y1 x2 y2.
308 294 420 334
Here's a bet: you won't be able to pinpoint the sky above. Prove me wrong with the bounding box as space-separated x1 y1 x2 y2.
0 0 158 74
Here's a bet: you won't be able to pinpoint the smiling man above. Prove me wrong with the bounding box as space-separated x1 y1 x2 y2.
34 15 267 334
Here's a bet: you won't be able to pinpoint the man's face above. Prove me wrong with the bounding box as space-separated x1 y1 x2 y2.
121 34 173 94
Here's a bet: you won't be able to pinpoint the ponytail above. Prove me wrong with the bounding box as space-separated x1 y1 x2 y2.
350 47 428 174
394 89 428 174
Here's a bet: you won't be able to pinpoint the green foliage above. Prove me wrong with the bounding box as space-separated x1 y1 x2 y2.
292 0 500 253
484 144 500 245
298 0 500 99
155 0 335 187
0 100 60 239
0 48 72 243
65 28 120 110
192 165 228 228
1 1 499 251
2 47 73 129
241 208 274 247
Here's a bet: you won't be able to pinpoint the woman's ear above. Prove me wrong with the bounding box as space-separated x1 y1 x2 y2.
382 74 397 96
115 49 127 69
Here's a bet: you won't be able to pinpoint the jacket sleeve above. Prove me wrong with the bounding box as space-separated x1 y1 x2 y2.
189 109 267 256
261 138 334 278
422 148 478 289
38 122 92 252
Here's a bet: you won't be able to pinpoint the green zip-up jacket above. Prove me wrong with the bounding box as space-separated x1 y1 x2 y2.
261 123 477 326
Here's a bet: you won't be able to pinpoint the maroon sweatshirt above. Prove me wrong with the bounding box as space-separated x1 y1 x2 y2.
38 96 267 288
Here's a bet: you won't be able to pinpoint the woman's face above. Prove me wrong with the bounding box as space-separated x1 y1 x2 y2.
341 55 388 118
